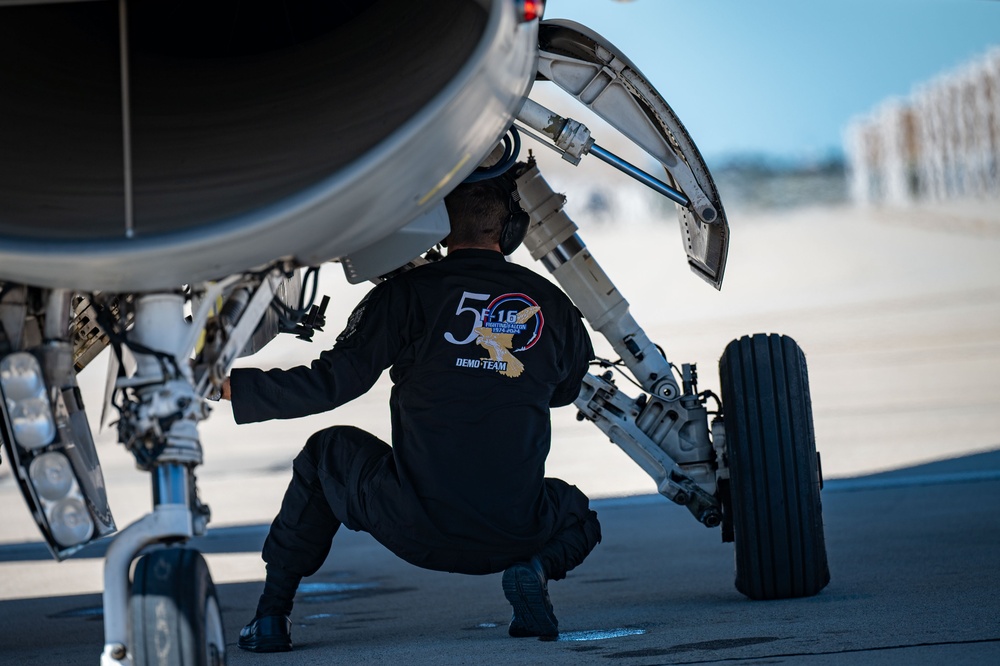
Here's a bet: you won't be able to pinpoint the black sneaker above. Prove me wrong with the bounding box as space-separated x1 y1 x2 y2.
238 615 293 652
502 557 558 639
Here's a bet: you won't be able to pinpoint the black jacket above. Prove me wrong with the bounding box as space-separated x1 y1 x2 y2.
231 249 594 558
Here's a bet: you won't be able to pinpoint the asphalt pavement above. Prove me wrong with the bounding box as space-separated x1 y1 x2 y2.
1 451 997 665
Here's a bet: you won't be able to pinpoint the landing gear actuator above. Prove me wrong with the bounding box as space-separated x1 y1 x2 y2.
515 161 722 527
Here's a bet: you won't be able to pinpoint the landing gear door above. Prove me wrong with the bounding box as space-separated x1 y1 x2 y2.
535 19 729 289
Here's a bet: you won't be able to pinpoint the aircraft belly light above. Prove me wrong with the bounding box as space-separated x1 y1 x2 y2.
1 353 57 450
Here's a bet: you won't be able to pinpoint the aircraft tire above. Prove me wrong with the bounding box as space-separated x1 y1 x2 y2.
718 333 830 600
130 547 226 666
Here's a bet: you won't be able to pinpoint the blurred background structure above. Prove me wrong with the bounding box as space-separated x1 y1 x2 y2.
543 0 1000 216
846 47 1000 207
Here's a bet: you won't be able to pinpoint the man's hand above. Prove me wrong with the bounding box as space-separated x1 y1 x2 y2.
208 377 232 402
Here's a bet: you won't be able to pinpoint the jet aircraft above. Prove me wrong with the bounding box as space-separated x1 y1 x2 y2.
0 2 825 664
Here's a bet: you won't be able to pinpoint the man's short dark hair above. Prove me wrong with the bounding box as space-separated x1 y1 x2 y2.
443 179 510 247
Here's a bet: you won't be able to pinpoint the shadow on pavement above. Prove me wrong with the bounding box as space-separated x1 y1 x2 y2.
1 449 998 665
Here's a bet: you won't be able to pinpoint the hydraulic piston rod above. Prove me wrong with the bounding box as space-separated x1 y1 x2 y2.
514 161 680 399
588 144 691 209
515 98 695 212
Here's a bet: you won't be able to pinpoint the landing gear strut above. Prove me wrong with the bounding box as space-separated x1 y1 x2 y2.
515 161 829 600
100 293 217 666
100 270 294 665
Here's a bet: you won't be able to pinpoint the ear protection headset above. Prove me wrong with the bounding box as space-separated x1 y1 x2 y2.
462 127 529 255
495 170 530 256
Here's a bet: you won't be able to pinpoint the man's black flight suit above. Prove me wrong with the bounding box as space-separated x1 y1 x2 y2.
230 248 601 612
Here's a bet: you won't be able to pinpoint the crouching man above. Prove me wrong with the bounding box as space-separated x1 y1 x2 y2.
224 171 601 652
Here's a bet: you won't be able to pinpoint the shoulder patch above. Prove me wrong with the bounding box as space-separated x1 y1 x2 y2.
337 290 375 343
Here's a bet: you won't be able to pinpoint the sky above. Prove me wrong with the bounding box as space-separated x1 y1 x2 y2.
541 0 1000 163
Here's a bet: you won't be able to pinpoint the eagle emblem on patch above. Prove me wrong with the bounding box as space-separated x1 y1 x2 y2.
474 305 540 378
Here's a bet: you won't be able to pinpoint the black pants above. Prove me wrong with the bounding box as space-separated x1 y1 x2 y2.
256 426 601 616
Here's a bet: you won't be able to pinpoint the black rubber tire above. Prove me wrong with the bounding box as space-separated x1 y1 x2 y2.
718 334 830 600
130 547 227 666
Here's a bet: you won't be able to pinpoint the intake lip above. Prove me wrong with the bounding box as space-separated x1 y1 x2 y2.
0 0 537 292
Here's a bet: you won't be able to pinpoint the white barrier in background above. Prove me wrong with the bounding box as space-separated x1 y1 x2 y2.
845 48 1000 206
